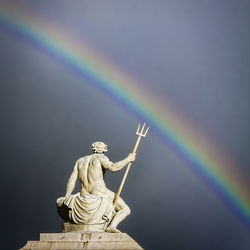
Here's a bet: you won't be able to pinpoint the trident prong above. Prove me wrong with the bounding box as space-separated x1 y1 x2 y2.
144 126 150 137
136 123 140 134
136 123 150 138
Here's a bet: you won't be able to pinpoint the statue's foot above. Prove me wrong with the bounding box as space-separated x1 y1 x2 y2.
106 226 121 233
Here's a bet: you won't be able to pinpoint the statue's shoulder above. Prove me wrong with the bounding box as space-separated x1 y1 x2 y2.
96 154 109 162
76 155 92 164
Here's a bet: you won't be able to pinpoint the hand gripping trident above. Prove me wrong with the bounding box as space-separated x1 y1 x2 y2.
113 123 149 206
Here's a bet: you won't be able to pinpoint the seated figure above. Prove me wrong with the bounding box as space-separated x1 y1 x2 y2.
57 141 135 233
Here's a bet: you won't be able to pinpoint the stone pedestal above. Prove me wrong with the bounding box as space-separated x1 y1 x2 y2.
62 222 105 233
21 232 143 249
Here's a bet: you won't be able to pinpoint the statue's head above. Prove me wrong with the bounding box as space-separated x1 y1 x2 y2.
91 141 108 154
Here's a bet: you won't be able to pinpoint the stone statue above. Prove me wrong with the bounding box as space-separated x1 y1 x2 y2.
57 141 136 233
21 125 148 249
57 124 149 235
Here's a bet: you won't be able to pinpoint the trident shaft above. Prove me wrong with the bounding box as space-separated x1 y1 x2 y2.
113 123 149 206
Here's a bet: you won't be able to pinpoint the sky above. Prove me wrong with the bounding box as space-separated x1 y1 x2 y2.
0 1 249 249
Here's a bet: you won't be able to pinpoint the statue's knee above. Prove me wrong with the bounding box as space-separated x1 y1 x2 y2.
125 205 131 215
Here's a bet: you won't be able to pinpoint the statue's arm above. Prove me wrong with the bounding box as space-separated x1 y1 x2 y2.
100 154 135 172
65 161 78 197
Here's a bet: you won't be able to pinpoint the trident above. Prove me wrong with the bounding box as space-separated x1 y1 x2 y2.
113 123 149 206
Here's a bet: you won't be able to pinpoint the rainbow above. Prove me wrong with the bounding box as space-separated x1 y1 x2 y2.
0 2 249 229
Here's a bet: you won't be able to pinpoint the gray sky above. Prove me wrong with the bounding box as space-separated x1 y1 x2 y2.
0 1 249 249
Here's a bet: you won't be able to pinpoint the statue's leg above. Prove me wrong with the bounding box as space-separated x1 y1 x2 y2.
106 197 131 233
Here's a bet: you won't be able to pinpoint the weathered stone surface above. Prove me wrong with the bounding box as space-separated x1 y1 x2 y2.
20 232 143 249
62 222 105 233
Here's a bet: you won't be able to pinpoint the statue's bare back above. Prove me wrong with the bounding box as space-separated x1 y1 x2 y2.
78 154 115 199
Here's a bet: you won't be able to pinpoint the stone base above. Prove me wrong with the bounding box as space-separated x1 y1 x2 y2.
20 232 143 249
62 222 105 233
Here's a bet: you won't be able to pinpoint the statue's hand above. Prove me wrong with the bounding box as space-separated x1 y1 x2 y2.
128 153 136 162
56 197 65 207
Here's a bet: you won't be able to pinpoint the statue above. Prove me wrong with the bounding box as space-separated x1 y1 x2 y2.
21 125 148 249
57 124 149 234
